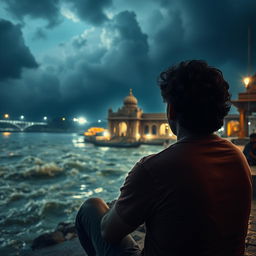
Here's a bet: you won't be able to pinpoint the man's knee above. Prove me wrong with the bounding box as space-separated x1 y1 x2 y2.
84 197 106 207
76 197 109 224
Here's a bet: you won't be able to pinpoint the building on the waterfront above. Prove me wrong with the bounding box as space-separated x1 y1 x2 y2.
107 89 175 143
223 114 256 137
107 88 256 140
230 73 256 138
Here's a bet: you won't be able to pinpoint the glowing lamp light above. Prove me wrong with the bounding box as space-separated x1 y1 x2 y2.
136 133 141 139
103 131 110 138
4 114 9 119
62 117 66 121
43 116 47 121
243 77 250 87
98 119 102 123
77 117 87 125
20 115 24 120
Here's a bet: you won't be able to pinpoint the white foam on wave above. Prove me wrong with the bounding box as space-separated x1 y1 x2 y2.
23 163 63 177
63 160 86 171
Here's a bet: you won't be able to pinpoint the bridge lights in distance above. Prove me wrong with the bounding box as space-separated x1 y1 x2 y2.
4 114 9 119
20 115 24 120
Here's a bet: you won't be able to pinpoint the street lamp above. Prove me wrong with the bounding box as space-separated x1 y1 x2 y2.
4 114 9 119
78 117 87 125
43 116 47 121
243 77 251 88
20 115 24 120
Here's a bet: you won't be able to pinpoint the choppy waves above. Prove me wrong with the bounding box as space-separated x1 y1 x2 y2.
0 132 161 255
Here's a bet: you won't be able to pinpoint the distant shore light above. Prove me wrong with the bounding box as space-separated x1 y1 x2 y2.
20 115 24 120
43 116 47 121
4 114 9 119
76 117 87 125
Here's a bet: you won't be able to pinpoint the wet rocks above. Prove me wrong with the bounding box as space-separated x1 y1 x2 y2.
32 222 77 250
32 231 65 250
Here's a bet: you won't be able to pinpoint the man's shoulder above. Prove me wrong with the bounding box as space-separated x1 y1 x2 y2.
139 136 246 168
137 144 178 169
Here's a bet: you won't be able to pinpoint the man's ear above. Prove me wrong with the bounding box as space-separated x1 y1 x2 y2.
167 103 175 120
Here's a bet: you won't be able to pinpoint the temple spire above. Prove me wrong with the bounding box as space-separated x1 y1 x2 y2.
129 88 133 96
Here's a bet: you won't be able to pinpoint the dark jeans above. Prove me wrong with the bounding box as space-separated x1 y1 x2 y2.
75 198 142 256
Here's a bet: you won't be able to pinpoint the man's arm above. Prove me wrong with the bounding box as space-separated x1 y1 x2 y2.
101 159 154 244
100 202 136 243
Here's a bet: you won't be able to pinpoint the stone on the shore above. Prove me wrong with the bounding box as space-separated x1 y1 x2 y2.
32 231 65 250
31 222 77 250
55 222 77 238
23 237 85 256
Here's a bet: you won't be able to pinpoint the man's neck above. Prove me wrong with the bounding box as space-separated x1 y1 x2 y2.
176 123 212 141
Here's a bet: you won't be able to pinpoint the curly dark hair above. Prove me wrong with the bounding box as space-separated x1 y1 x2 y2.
158 60 231 134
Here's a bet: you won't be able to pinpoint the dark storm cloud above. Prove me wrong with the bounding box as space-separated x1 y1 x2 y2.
1 0 256 119
151 0 256 71
0 68 62 118
55 10 152 120
2 0 61 28
65 0 112 25
0 19 38 81
2 0 113 27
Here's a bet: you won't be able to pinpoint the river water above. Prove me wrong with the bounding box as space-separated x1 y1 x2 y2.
0 132 162 255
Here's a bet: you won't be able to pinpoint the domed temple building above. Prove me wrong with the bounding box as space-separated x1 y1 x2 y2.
107 82 256 143
107 89 176 144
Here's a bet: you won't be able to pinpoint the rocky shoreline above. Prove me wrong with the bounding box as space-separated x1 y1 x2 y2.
21 222 145 256
20 201 145 256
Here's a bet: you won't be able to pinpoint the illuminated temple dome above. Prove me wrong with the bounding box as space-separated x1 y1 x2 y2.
108 89 174 143
123 89 138 106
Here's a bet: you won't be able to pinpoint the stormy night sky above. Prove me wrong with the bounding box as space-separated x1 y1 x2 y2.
0 0 255 122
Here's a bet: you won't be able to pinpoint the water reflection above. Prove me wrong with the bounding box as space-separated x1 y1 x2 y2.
72 137 86 148
2 132 11 137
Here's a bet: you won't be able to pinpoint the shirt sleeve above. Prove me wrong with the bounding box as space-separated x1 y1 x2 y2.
115 160 155 228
